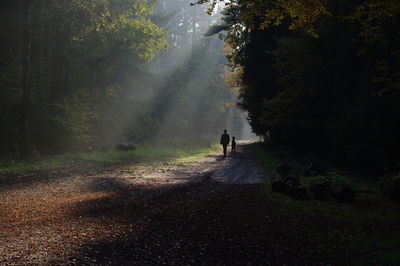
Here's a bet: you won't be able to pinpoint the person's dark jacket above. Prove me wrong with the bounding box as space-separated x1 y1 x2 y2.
220 133 230 146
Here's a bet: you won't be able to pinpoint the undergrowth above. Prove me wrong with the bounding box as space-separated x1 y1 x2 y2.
252 142 400 265
252 143 281 170
0 144 220 174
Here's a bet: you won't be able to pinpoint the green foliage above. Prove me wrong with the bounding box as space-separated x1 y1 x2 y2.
0 0 240 158
348 0 400 96
198 0 329 33
327 172 353 190
214 0 400 172
261 160 400 264
262 180 400 264
302 175 326 187
252 143 282 170
382 233 400 265
0 0 169 157
304 172 353 189
0 156 69 175
147 27 242 143
64 95 95 148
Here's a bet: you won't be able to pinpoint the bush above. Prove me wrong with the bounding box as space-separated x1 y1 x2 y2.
382 175 400 203
307 172 355 202
309 176 330 199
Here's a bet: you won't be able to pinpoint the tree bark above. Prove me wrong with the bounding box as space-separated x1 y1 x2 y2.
20 0 34 157
191 13 197 54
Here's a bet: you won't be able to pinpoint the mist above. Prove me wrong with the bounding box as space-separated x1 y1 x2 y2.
0 0 251 157
2 2 400 265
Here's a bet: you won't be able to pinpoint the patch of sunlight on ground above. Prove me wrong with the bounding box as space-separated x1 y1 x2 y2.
0 144 221 174
176 144 221 163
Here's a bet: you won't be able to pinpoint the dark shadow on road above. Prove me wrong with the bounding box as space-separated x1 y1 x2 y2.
0 144 249 192
55 176 360 265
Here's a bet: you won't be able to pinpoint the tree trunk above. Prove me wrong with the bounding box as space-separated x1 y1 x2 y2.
19 0 34 158
191 14 197 54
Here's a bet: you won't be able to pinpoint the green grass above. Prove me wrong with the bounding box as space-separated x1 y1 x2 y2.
383 233 400 266
252 143 282 170
252 143 398 223
0 144 220 174
0 155 71 174
252 144 400 265
177 144 221 163
76 144 220 163
260 176 400 264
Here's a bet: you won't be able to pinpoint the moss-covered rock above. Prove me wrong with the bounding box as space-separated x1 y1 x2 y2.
310 176 330 199
382 176 400 203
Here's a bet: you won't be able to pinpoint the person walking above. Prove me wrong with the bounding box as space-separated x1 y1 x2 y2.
220 129 230 157
231 136 237 155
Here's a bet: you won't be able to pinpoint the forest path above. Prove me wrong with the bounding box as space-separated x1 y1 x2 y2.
0 143 363 265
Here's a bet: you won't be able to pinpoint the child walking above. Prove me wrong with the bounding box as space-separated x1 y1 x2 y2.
231 136 237 155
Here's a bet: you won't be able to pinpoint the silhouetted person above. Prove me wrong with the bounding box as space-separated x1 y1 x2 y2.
220 129 230 157
231 136 237 155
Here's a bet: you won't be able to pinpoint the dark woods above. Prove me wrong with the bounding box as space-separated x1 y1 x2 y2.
0 0 243 158
2 0 400 174
213 0 400 173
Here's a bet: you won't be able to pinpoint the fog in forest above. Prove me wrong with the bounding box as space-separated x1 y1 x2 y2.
0 0 253 158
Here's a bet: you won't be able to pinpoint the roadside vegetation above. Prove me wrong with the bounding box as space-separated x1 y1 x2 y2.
252 142 400 265
0 144 220 175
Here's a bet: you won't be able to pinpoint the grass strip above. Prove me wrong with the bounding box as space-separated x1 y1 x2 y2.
0 144 220 174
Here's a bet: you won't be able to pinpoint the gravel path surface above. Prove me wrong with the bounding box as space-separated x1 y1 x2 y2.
0 144 374 265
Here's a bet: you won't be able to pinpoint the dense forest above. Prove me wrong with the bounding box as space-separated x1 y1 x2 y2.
2 2 400 265
1 0 400 174
202 0 400 173
0 0 246 159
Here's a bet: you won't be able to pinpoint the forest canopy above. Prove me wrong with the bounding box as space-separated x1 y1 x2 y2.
1 0 400 173
0 0 245 158
199 0 400 172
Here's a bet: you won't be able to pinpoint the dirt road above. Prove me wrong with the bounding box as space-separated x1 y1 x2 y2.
0 144 373 265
